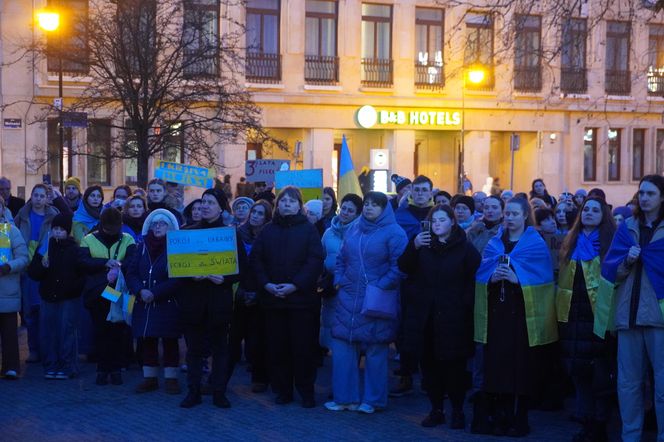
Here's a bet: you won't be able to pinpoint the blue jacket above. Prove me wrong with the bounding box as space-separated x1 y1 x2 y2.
322 215 356 274
333 204 407 344
125 242 183 338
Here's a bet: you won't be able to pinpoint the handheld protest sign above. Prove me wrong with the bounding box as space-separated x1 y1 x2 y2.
245 159 290 183
167 227 239 278
154 161 215 188
275 169 323 202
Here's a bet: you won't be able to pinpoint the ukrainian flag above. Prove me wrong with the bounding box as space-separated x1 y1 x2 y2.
338 135 362 200
474 226 558 347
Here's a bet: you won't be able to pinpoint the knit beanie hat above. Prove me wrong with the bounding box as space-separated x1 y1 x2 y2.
51 213 72 235
232 196 254 213
202 188 230 212
451 194 475 213
64 176 81 192
142 208 179 236
391 174 412 193
304 200 323 221
100 206 123 233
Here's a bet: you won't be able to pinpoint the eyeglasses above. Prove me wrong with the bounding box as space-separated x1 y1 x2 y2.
151 221 168 227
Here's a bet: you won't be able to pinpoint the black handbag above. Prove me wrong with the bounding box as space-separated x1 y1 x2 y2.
316 271 336 299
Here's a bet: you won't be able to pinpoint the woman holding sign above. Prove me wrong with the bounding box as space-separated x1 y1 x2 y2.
125 209 183 395
250 186 324 408
179 188 248 409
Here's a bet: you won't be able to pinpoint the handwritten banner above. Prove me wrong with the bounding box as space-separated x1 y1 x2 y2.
275 169 324 202
154 161 215 188
245 159 291 183
167 227 239 278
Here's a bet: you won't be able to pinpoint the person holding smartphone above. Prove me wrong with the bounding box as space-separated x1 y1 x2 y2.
474 197 557 437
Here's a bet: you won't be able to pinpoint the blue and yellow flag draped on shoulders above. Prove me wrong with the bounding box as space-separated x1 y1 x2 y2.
593 221 664 338
474 226 558 347
338 135 362 200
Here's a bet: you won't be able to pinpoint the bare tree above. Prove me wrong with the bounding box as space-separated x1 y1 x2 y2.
12 0 281 188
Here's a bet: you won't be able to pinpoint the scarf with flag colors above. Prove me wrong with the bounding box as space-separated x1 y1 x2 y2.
474 226 558 347
593 221 664 337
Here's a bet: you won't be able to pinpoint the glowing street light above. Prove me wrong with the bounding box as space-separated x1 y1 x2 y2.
467 67 486 85
459 64 488 193
36 11 60 32
36 9 65 191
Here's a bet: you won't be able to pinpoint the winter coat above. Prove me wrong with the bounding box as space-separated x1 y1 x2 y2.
179 217 247 325
332 204 407 344
613 217 664 329
398 226 481 360
467 220 502 254
251 213 324 310
0 222 29 312
125 242 183 338
78 231 136 308
28 237 84 302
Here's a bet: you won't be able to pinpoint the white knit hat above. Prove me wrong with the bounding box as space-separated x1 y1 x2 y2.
142 209 179 236
304 200 323 221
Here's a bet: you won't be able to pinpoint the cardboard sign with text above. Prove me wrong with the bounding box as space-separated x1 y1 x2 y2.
154 161 215 188
245 159 290 183
167 227 239 278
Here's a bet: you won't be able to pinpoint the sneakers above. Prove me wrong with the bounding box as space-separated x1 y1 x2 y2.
357 403 375 414
3 370 18 380
324 402 359 412
164 379 181 395
45 371 57 380
421 409 445 427
389 375 413 398
135 377 159 394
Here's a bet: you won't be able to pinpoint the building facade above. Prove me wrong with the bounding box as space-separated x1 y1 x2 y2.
0 0 663 206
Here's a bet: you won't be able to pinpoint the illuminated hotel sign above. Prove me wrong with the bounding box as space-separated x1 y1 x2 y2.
356 105 461 129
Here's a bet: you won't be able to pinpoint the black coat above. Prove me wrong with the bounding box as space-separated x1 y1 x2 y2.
398 226 481 361
250 213 323 310
125 241 183 338
178 217 247 325
559 262 609 378
28 237 84 302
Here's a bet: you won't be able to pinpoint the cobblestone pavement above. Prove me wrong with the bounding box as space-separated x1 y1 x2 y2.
0 327 632 441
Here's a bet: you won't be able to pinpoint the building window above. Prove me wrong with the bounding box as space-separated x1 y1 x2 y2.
657 129 664 175
87 120 112 186
117 0 157 76
246 0 281 83
514 15 541 92
561 18 587 93
648 25 664 97
361 3 393 87
47 120 74 187
632 129 645 181
305 0 338 85
414 7 444 90
161 122 185 164
464 13 494 90
46 0 89 75
123 119 138 185
605 21 630 95
583 128 597 182
608 128 621 181
183 0 220 78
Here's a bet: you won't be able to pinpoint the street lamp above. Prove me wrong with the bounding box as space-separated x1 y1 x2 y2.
36 9 64 192
459 65 486 193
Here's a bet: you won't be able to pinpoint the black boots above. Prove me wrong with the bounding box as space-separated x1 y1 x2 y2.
180 387 202 408
470 392 493 435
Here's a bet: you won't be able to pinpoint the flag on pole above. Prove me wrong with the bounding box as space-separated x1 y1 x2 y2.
338 135 362 200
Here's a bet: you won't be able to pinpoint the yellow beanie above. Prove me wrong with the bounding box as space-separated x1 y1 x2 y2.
64 176 81 192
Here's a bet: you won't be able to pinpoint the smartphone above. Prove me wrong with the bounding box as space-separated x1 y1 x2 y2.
498 255 510 266
42 174 52 185
420 220 431 233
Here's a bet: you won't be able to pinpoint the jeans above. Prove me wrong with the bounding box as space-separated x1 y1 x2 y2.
21 275 41 356
331 337 388 408
39 298 80 375
572 375 610 421
184 321 230 392
617 327 664 442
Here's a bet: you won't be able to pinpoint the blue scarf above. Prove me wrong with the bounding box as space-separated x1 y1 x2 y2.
73 202 99 230
571 229 600 262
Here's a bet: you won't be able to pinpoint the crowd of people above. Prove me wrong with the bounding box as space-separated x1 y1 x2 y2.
0 172 663 442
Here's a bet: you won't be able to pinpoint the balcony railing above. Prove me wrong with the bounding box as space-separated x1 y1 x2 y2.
183 50 218 78
304 55 339 85
415 62 444 90
246 52 281 84
560 67 587 93
513 65 542 92
648 68 664 97
361 58 393 88
605 69 631 95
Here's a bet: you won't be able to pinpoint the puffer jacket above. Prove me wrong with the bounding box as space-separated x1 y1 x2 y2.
125 241 183 338
613 217 664 329
332 203 407 344
0 221 29 312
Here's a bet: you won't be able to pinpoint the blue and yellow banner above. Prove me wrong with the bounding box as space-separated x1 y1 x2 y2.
154 161 215 188
275 169 323 202
0 223 11 264
167 227 239 278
